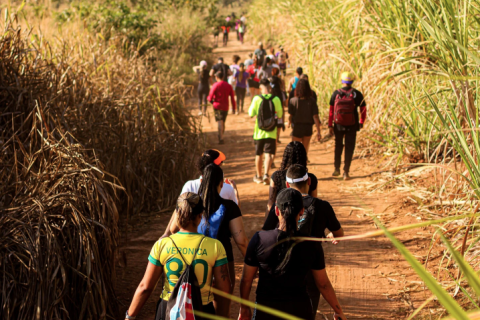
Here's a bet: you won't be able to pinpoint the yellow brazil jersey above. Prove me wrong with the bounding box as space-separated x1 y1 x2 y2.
148 232 228 305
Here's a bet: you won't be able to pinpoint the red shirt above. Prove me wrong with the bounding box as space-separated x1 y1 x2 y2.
207 81 236 112
246 65 260 82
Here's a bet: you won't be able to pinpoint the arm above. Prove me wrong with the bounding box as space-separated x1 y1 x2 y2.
360 105 366 127
229 217 248 257
126 263 163 318
312 269 347 320
238 264 258 320
267 178 277 212
161 210 179 238
225 179 240 208
314 115 321 141
326 227 344 245
230 85 237 112
213 264 232 318
193 66 201 73
207 84 215 103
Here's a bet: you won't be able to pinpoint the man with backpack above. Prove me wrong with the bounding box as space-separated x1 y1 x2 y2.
254 42 267 67
328 72 367 180
248 78 283 185
262 164 344 320
210 57 231 82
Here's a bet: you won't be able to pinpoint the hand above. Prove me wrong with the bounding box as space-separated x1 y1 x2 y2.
238 306 252 320
334 313 347 320
359 123 364 129
287 122 291 129
326 232 339 245
329 127 334 136
225 178 237 189
317 131 322 142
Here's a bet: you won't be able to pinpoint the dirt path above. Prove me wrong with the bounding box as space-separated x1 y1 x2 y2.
115 37 425 320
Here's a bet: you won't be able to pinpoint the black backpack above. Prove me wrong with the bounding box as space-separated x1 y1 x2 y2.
297 196 317 236
163 237 206 320
257 95 277 131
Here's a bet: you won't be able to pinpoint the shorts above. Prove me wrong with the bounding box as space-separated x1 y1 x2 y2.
292 123 313 138
214 109 228 122
255 138 276 156
277 118 285 129
248 79 260 89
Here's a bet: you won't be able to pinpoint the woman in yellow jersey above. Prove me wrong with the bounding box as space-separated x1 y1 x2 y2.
125 193 231 320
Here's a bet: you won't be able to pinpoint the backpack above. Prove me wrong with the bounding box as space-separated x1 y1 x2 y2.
334 88 356 126
197 204 226 239
297 196 317 236
164 237 206 320
257 95 277 131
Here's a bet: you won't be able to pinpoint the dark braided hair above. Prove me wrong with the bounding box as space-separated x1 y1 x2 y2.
294 79 313 98
273 142 307 189
198 164 224 220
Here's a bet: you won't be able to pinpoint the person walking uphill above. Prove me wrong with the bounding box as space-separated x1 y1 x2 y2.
193 60 210 115
208 71 236 144
328 72 367 180
125 193 231 320
248 78 283 185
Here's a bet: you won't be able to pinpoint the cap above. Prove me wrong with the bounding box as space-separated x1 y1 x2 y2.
276 189 304 213
258 41 263 46
211 149 226 165
341 71 355 84
200 60 207 67
271 64 280 69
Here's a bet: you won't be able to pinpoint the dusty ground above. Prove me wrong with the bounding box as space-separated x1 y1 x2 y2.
115 37 433 320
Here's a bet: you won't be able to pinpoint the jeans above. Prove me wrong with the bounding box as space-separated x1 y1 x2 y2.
334 125 357 173
235 87 246 112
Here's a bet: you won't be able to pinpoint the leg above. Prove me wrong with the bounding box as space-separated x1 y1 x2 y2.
334 125 345 171
255 154 263 177
202 92 208 113
306 271 321 320
302 135 312 154
292 135 302 143
343 129 357 173
264 153 273 176
218 120 224 140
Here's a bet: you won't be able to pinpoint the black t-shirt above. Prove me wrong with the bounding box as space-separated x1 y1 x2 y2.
271 170 318 195
288 97 319 125
245 229 325 301
263 196 341 238
212 63 230 81
329 87 366 131
270 76 284 103
207 196 242 262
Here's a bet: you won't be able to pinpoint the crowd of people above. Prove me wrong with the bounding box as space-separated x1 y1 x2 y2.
124 40 368 320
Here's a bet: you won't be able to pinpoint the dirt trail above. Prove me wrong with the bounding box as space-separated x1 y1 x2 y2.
115 37 423 320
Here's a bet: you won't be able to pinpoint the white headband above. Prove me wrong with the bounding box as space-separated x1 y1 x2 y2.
286 173 308 183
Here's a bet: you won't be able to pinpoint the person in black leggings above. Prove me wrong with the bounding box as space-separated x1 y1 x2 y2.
193 60 211 115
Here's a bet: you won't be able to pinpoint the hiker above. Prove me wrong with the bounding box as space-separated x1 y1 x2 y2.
288 67 303 97
265 141 318 216
299 74 318 102
246 57 261 96
125 193 231 320
267 47 276 63
248 78 283 185
234 63 249 113
210 57 231 82
238 189 347 320
288 79 322 155
193 60 210 115
244 53 254 67
235 18 241 40
270 66 286 146
254 42 267 67
263 164 344 319
221 25 230 46
277 52 288 77
238 22 245 44
228 55 241 93
240 13 246 25
275 46 289 61
212 26 220 47
259 57 273 79
328 72 367 180
207 71 236 144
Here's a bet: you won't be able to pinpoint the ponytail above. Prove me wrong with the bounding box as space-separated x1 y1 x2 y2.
272 203 299 276
176 192 204 229
198 164 224 220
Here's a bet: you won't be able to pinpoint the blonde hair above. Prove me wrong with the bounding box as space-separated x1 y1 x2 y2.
176 192 204 228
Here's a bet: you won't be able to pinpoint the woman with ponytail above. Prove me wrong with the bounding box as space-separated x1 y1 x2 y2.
197 165 248 297
126 193 231 319
238 189 347 320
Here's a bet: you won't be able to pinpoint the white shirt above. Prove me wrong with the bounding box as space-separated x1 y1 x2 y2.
181 176 238 204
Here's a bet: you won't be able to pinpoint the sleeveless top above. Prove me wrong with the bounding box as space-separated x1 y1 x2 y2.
292 76 299 90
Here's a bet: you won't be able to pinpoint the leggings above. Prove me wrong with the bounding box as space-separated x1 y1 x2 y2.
334 125 357 173
223 33 228 45
198 85 209 112
239 32 244 43
235 87 246 112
